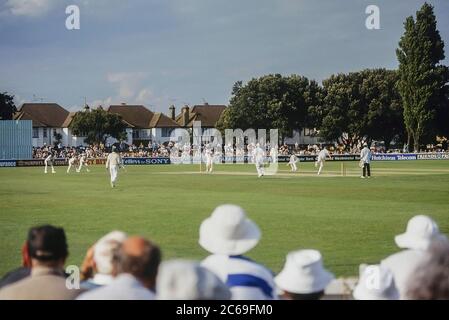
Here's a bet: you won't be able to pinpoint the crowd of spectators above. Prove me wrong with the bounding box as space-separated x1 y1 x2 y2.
32 140 449 160
0 207 447 300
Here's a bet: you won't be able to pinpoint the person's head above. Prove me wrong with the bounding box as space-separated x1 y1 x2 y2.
93 231 127 275
353 265 399 300
111 146 117 152
395 215 443 251
156 260 231 300
27 225 68 269
113 236 161 290
275 250 334 300
406 240 449 299
199 204 261 256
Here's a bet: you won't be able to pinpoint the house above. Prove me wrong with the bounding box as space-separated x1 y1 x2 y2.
14 103 86 147
174 103 226 130
107 104 180 145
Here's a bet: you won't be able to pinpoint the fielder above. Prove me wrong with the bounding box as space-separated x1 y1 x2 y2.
44 152 56 174
77 153 90 173
106 146 122 188
253 143 265 177
315 146 331 175
204 145 214 173
67 154 77 173
288 154 298 172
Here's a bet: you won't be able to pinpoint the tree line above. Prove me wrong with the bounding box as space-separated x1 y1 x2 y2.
218 3 449 152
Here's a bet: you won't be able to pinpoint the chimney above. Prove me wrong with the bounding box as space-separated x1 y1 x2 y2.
169 105 176 120
182 105 190 127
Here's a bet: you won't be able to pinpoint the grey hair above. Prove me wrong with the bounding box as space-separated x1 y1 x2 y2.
406 237 449 300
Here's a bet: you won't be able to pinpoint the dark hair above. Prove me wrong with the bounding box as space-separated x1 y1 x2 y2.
284 290 325 300
114 240 161 281
406 240 449 300
27 225 68 262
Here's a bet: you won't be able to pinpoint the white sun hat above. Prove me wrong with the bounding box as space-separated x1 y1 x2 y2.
395 215 441 251
274 250 334 294
353 265 399 300
199 204 261 255
156 260 231 300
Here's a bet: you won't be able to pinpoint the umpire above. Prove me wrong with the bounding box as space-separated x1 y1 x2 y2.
360 143 372 178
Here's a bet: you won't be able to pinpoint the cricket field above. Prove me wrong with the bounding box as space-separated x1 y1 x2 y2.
1 160 448 277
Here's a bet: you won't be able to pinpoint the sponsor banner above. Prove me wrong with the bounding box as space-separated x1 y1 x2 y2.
2 153 448 168
123 157 171 165
0 160 17 167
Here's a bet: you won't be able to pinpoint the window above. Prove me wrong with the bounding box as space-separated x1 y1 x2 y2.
43 128 48 138
33 128 39 138
162 128 173 137
132 130 140 139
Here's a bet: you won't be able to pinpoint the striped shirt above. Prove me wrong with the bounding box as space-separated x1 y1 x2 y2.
201 254 276 300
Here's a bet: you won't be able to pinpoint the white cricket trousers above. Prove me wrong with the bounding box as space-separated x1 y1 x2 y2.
255 161 265 176
110 165 118 183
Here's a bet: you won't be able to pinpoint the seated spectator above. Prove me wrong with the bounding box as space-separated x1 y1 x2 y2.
0 225 79 300
406 240 449 299
157 260 231 300
353 265 399 300
199 204 276 300
381 215 446 298
0 242 32 289
77 236 160 300
275 250 334 300
80 231 127 290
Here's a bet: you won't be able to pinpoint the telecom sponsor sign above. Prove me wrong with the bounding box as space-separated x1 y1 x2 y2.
0 160 16 167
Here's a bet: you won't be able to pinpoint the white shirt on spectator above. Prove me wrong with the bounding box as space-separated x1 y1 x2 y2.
380 249 426 299
76 273 155 300
201 254 276 300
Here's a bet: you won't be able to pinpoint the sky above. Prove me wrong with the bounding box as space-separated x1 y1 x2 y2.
0 0 448 113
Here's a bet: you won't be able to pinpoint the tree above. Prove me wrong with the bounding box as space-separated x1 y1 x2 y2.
396 2 449 152
311 69 404 150
217 74 322 142
0 92 17 120
70 108 127 145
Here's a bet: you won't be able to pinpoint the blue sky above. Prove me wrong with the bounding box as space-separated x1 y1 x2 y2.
0 0 448 113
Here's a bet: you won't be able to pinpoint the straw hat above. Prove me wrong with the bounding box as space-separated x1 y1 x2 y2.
199 204 261 255
275 250 334 294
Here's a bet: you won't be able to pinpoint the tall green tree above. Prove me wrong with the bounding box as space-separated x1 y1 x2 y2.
217 74 322 142
396 2 449 151
0 92 17 120
310 69 404 150
70 107 127 144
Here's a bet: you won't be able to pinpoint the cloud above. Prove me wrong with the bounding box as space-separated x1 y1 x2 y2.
107 71 147 100
4 0 57 17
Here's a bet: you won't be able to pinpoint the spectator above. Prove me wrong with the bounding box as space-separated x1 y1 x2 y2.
199 204 276 300
0 225 79 300
80 231 127 290
0 242 32 289
381 215 445 298
275 250 334 300
157 260 231 300
77 236 161 300
406 240 449 299
352 265 399 300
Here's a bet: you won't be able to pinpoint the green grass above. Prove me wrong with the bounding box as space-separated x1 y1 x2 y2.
1 160 448 277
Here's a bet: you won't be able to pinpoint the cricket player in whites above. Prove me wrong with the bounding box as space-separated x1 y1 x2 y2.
253 143 265 177
315 146 331 175
67 154 77 173
204 144 214 173
77 152 90 173
44 151 56 174
288 153 298 172
106 146 122 188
